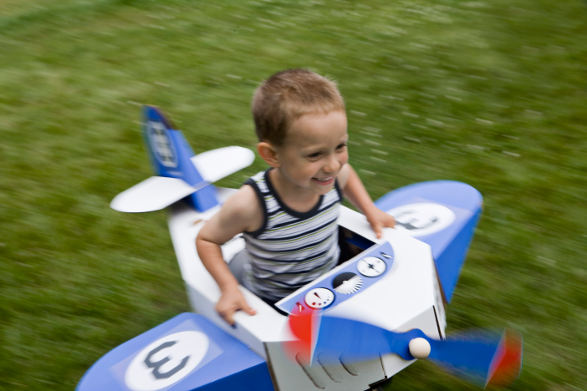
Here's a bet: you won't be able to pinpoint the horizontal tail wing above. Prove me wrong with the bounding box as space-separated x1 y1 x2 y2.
191 146 254 183
110 176 208 213
111 106 255 213
111 146 254 213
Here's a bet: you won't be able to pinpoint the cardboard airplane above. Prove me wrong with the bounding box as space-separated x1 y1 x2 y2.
77 106 521 391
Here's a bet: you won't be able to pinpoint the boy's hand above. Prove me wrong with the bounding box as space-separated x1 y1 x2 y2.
216 285 257 326
366 208 396 239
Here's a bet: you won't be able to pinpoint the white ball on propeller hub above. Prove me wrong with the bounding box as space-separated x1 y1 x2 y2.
409 337 431 359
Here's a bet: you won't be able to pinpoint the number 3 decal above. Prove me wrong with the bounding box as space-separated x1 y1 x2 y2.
143 340 189 379
125 331 209 391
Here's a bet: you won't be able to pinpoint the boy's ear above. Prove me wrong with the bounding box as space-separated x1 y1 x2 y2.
257 141 281 167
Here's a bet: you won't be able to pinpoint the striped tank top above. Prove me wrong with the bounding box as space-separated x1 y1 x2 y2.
242 170 342 302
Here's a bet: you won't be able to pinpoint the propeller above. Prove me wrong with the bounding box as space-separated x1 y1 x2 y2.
287 310 522 388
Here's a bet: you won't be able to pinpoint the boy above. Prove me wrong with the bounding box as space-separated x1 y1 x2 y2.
196 69 395 325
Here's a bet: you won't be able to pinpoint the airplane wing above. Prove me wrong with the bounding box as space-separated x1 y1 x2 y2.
110 176 205 213
110 147 254 213
77 313 274 391
191 146 255 183
375 180 483 302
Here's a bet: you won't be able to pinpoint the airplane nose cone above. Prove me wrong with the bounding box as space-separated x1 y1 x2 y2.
409 337 431 359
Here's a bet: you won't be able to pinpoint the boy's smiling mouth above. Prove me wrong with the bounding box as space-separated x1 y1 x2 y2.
312 176 335 185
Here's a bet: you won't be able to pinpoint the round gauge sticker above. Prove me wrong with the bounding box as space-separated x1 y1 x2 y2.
332 272 363 295
387 202 455 237
357 256 387 277
304 287 335 309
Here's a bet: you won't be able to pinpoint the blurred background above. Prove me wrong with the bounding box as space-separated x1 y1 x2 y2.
0 1 585 390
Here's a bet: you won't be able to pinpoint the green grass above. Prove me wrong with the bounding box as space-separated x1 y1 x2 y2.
1 1 585 390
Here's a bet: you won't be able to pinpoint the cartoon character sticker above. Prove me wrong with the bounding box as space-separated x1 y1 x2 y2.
388 202 455 237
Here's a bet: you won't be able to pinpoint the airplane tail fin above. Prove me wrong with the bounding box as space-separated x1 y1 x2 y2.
110 106 254 213
142 105 219 211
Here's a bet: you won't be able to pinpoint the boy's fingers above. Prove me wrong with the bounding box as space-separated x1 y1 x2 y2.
217 301 237 325
367 217 382 238
217 293 257 326
373 222 382 238
387 215 396 228
239 297 257 316
243 303 257 316
219 309 235 326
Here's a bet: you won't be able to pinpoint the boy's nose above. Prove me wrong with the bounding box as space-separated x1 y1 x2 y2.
323 155 341 174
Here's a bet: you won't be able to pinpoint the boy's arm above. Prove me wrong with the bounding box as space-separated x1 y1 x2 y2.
338 164 395 238
196 186 261 325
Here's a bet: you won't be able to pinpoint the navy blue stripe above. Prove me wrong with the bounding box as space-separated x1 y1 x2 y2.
334 179 343 202
267 207 285 217
265 169 324 219
247 236 334 254
258 217 338 242
270 203 338 229
254 275 319 289
243 177 268 237
247 248 331 263
251 257 335 277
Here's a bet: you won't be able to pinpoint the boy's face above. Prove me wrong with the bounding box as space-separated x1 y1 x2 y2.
273 110 348 196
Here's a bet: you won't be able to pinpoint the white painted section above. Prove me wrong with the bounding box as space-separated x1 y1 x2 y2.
191 146 255 183
265 341 386 391
110 176 202 213
326 228 436 331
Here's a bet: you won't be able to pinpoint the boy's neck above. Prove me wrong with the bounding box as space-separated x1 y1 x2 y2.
268 169 321 213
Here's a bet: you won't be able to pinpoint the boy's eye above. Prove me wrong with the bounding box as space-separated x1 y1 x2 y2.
336 143 347 151
307 152 322 160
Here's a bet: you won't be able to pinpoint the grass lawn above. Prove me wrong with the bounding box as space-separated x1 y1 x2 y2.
1 1 585 390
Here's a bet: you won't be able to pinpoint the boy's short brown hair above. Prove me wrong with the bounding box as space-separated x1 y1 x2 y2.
252 69 345 146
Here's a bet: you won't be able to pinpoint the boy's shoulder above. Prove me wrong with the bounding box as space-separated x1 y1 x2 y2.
244 170 267 188
224 184 260 215
216 184 263 233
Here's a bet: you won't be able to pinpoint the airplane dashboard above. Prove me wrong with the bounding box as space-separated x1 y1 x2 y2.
275 241 395 314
